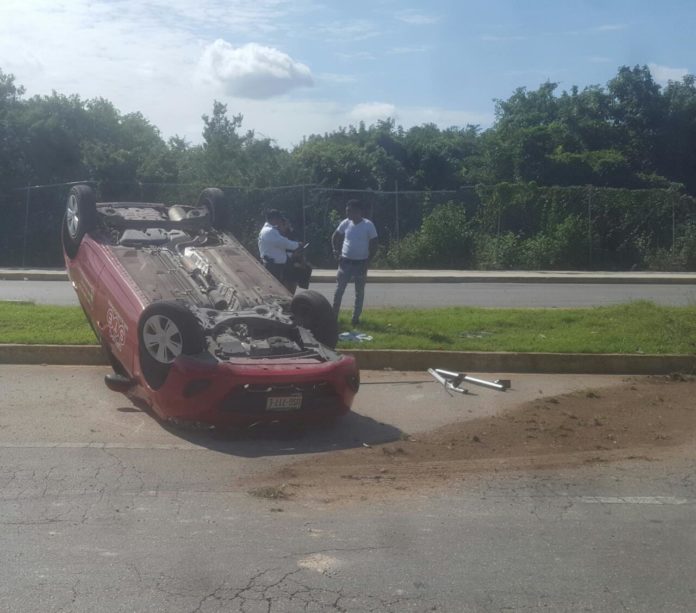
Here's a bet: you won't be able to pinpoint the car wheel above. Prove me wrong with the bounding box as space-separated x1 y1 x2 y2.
137 301 206 390
291 290 339 349
63 185 97 257
196 187 227 230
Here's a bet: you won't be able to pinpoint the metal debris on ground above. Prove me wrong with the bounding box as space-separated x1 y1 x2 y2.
427 368 468 395
459 330 494 338
338 331 374 342
428 368 511 395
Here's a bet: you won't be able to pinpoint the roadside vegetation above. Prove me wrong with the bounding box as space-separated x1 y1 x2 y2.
3 65 696 271
337 301 696 354
0 302 97 345
3 300 696 354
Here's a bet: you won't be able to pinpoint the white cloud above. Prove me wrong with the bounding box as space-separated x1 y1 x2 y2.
649 62 689 85
396 10 440 25
0 0 323 145
0 0 494 150
197 40 313 99
349 102 397 122
347 103 492 130
398 106 493 129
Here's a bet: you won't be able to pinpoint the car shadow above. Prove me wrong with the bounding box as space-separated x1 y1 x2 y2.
163 412 404 458
119 397 403 458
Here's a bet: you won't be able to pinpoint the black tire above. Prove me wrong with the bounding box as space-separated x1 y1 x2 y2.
137 301 206 390
196 187 228 230
291 290 338 349
63 185 96 257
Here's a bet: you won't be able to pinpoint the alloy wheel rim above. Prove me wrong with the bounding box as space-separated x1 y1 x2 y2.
143 315 183 364
66 195 79 238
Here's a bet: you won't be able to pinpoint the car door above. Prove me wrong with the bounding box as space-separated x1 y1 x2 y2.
67 239 105 331
91 247 144 376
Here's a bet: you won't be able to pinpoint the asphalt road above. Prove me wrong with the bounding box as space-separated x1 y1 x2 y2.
3 279 696 307
2 365 695 612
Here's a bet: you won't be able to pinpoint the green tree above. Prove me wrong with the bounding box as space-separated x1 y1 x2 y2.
607 65 665 173
0 69 26 191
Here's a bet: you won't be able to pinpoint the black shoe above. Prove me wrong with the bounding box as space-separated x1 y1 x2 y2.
351 319 360 327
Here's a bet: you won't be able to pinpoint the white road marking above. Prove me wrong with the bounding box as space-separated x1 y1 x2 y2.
578 496 690 505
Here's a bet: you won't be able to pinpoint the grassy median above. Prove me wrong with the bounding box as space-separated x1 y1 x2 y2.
337 301 696 354
0 301 98 345
1 300 695 354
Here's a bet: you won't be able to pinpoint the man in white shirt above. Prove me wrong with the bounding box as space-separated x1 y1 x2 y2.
331 200 378 326
258 209 302 284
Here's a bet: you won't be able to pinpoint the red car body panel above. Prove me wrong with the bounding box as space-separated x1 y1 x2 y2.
129 355 358 427
63 193 358 428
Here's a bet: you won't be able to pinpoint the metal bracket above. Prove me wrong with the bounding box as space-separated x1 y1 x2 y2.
427 368 468 395
433 368 511 392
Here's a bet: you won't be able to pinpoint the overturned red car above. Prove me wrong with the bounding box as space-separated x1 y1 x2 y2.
62 184 359 427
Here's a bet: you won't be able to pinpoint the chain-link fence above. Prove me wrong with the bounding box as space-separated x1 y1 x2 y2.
1 180 695 270
473 184 696 270
0 181 464 269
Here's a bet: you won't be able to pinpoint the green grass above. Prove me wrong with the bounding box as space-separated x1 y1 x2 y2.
2 300 696 354
0 302 97 345
337 301 696 354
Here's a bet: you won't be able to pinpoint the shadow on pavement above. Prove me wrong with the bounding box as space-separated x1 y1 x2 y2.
119 398 403 458
163 412 403 458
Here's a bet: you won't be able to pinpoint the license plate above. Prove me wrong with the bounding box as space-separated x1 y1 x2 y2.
266 395 302 411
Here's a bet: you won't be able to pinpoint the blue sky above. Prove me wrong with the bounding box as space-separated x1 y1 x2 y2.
0 0 692 148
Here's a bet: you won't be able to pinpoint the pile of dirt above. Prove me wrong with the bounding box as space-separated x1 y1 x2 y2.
244 376 696 504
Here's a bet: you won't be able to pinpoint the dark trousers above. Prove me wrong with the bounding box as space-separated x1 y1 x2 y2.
264 260 286 282
332 258 368 325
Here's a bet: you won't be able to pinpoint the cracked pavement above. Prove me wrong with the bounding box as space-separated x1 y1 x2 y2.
1 365 695 612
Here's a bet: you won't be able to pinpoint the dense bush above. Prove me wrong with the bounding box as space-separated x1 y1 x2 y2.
386 202 476 268
381 185 696 271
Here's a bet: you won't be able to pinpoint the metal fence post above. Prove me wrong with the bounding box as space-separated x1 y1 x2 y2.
21 184 30 268
394 180 400 266
394 180 400 244
301 184 307 243
587 185 593 268
495 196 502 267
672 192 677 252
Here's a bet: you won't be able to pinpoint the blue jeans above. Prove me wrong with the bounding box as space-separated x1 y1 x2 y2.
333 258 368 325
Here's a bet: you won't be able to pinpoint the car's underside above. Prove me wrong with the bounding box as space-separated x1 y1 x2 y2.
95 202 337 363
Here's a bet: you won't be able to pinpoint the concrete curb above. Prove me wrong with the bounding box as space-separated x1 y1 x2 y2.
1 270 70 282
347 349 696 375
0 344 108 366
3 268 696 284
2 344 695 375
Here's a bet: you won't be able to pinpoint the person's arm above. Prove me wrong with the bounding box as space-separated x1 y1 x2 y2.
366 221 379 264
368 237 379 261
331 230 344 259
269 227 300 251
